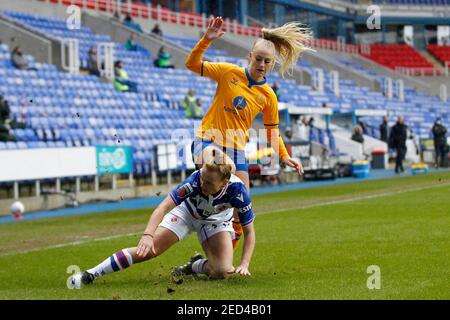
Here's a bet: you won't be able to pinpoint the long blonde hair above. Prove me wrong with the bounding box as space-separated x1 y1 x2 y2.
255 22 313 77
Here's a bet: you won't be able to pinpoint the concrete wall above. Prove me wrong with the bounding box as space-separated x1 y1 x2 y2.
0 15 54 65
81 11 192 69
0 0 69 19
317 48 436 95
417 76 450 97
0 182 175 217
303 50 380 91
0 6 66 71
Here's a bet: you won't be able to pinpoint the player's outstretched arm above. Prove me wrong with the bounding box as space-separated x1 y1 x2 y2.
136 196 176 258
185 16 225 73
235 222 255 276
204 16 226 41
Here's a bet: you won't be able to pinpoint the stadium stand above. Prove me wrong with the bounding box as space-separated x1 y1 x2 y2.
428 45 450 66
361 44 437 75
372 0 450 4
0 8 449 175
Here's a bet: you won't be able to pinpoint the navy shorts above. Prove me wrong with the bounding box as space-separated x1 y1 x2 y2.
191 138 248 172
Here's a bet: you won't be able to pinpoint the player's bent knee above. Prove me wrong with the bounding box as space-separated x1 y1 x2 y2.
209 265 234 279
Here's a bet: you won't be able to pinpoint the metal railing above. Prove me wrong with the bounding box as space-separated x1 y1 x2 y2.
311 38 360 54
394 66 442 77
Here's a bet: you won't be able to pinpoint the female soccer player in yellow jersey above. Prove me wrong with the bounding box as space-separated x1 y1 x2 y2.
186 16 312 248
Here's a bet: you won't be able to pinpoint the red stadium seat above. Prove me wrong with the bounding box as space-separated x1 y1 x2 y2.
86 0 96 10
362 44 435 74
428 44 450 65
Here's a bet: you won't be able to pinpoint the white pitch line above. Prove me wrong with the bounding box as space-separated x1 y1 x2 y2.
257 181 450 216
1 181 448 257
0 232 140 257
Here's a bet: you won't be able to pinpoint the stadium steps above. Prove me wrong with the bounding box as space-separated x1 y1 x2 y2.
80 11 192 70
420 51 445 73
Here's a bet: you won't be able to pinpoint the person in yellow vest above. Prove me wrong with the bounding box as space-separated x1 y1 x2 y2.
113 60 138 93
184 16 311 251
181 89 197 118
194 98 203 119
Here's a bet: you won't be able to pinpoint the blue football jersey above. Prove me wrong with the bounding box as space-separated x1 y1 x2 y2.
169 169 254 226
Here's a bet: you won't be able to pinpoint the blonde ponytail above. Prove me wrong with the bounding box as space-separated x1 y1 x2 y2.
257 22 313 77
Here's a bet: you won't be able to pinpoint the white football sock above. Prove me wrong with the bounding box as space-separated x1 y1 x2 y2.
87 248 133 279
191 259 208 274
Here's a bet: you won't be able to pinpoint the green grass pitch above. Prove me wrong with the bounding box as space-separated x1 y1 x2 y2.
0 171 449 300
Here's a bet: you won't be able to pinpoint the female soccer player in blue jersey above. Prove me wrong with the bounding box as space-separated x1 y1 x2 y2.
70 150 255 288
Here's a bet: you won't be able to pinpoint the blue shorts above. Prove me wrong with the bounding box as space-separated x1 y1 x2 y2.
191 138 248 172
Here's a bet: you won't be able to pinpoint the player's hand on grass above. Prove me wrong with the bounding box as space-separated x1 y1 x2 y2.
205 16 225 41
282 157 304 175
136 234 154 258
235 264 251 276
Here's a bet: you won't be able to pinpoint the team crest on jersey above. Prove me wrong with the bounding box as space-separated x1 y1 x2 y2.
177 183 194 198
233 96 247 110
170 216 179 224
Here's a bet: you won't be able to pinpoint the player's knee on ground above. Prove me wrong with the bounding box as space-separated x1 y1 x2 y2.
208 264 234 279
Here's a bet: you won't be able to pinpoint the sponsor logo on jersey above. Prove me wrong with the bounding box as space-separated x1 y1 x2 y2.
223 105 238 115
239 203 252 213
233 96 247 110
177 183 193 198
236 193 244 202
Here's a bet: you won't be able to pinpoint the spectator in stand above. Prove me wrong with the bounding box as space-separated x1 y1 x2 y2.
154 46 175 69
294 116 310 142
0 95 10 125
11 46 38 71
283 126 294 143
351 125 364 144
123 14 143 33
113 61 138 93
125 33 138 51
194 98 203 119
88 46 101 76
432 117 448 168
0 95 17 142
357 120 368 135
151 24 163 37
0 124 13 142
181 89 197 119
379 115 389 143
112 10 120 22
322 102 328 108
308 117 315 129
389 116 408 174
271 82 280 101
0 95 25 130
